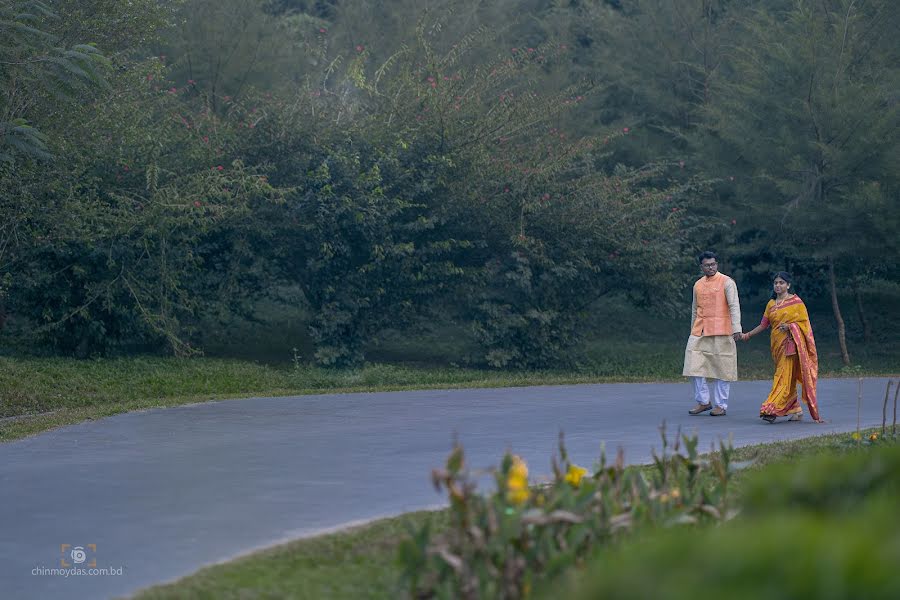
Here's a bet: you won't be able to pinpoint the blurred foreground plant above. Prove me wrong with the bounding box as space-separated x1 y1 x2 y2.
400 424 740 599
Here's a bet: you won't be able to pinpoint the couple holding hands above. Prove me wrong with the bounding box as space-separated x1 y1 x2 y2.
683 251 823 424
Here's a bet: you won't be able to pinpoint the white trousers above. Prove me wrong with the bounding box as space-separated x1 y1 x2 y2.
691 376 729 410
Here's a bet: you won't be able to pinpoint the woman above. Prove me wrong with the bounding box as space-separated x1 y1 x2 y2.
740 272 824 423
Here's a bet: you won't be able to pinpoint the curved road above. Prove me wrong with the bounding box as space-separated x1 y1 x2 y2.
0 377 894 599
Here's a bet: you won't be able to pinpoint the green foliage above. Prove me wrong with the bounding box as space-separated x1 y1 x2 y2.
554 441 900 600
4 62 284 356
699 0 900 287
400 425 739 599
0 0 109 163
2 0 897 366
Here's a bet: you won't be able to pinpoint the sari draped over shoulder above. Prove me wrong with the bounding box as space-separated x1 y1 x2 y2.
758 296 820 421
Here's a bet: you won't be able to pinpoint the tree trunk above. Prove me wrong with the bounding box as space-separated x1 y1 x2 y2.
853 281 873 344
828 258 851 366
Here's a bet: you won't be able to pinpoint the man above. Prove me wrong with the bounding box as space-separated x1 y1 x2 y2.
683 251 742 416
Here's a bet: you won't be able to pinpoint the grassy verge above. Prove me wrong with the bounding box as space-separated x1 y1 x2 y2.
2 344 897 442
129 428 891 600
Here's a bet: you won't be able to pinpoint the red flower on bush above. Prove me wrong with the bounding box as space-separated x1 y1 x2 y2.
622 127 630 133
355 45 364 53
216 165 224 171
194 201 202 208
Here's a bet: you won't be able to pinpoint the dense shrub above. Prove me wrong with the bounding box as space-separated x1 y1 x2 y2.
548 441 900 600
399 426 738 599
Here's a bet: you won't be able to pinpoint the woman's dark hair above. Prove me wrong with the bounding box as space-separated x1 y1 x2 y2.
771 271 793 300
698 250 718 264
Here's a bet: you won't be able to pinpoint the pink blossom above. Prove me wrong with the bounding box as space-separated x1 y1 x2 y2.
188 79 195 85
319 28 327 33
622 127 630 133
194 201 202 208
355 45 364 52
511 48 518 53
216 165 224 171
731 219 737 225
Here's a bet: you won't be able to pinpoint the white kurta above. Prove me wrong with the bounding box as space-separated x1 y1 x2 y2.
682 276 741 381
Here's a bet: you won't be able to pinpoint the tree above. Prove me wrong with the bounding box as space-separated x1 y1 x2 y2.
701 0 900 365
0 0 108 163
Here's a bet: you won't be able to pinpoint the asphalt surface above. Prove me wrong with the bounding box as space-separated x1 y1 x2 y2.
0 377 894 599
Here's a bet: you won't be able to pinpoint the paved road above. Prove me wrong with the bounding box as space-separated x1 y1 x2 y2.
0 377 894 599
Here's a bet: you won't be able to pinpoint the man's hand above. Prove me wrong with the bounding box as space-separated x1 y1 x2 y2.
733 332 743 342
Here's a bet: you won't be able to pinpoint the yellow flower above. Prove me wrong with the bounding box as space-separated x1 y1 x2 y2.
509 455 528 480
506 456 530 505
869 432 879 442
564 464 589 488
851 432 861 441
671 488 681 499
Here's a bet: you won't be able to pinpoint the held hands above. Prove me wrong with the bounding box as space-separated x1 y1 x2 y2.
733 332 744 342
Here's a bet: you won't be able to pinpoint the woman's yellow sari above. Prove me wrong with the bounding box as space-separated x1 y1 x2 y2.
758 295 820 421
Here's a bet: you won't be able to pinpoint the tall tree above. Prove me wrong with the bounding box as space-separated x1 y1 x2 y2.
701 0 900 364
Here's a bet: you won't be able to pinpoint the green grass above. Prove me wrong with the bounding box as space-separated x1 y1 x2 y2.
130 510 450 600
129 429 893 600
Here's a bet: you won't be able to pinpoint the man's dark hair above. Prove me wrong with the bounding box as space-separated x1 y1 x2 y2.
698 251 718 264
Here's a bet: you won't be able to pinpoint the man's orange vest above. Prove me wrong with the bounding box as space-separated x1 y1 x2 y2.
691 272 733 337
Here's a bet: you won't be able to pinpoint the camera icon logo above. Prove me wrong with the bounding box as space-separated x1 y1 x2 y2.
60 544 97 568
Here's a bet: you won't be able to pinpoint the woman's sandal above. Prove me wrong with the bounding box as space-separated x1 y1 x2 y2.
787 414 803 422
761 414 777 423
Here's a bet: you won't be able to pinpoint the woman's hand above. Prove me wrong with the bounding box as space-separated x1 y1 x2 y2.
740 333 750 341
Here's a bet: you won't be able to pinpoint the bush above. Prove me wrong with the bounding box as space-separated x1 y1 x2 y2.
399 426 739 599
550 442 900 600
